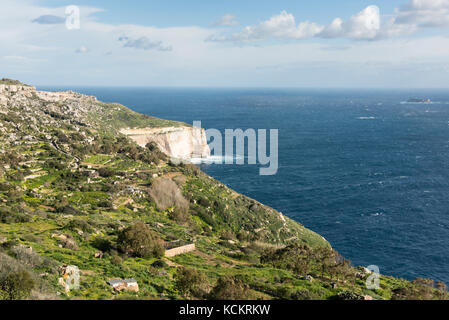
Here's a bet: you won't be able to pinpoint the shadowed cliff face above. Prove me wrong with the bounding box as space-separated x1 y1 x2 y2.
120 127 210 160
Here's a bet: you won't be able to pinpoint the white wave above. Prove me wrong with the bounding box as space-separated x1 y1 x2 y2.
357 116 376 120
190 155 244 164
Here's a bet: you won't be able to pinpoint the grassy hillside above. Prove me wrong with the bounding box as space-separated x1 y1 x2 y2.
0 83 447 300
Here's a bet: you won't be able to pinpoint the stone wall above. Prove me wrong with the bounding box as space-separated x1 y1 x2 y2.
165 243 196 257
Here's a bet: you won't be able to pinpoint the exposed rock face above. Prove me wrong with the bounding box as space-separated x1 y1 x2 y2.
120 127 210 160
0 84 97 107
0 84 36 106
0 83 209 161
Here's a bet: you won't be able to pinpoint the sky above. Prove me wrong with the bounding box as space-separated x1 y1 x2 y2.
2 0 449 87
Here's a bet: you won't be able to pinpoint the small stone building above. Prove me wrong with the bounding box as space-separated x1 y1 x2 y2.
107 278 139 292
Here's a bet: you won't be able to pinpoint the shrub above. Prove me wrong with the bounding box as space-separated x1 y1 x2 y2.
198 197 210 208
44 160 66 170
92 237 112 252
0 183 12 192
117 222 164 258
110 255 123 266
336 291 364 300
0 207 30 224
175 267 209 298
60 237 79 250
0 271 34 300
152 260 168 268
98 168 115 178
10 246 42 268
210 275 252 300
169 207 190 225
56 205 84 216
149 178 189 213
220 230 236 241
66 219 93 233
260 243 313 276
392 278 447 300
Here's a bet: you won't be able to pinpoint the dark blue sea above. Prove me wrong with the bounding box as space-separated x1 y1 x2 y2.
40 86 449 284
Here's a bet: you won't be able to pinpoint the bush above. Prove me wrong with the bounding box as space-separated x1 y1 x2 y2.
210 275 252 300
0 207 30 224
175 267 209 298
91 237 112 252
10 246 42 268
56 205 84 216
110 255 123 266
66 219 94 233
260 243 313 276
0 183 12 192
392 278 447 300
149 178 189 213
152 260 168 268
220 230 236 241
0 271 34 300
44 160 66 170
117 222 164 258
98 168 115 178
169 207 190 225
336 291 364 300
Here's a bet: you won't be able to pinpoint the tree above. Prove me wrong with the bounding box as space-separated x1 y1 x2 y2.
175 267 210 298
117 222 165 258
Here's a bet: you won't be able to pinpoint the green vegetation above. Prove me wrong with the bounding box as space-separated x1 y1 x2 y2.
118 222 165 258
0 83 447 300
0 78 29 86
0 270 35 300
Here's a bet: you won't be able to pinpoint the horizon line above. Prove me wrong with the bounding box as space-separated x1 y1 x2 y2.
33 84 449 91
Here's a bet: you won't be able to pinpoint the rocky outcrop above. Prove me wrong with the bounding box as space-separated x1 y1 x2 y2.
0 84 96 107
120 127 210 161
0 85 35 106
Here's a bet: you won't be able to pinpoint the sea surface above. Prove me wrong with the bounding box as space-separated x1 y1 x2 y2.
40 86 449 284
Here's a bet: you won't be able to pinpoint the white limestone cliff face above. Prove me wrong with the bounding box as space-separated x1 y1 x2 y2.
120 126 210 161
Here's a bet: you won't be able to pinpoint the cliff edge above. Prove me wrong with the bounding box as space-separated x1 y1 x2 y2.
120 127 210 160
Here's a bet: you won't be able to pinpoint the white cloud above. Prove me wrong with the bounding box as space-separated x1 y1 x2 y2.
209 6 385 42
118 36 172 51
208 11 323 42
211 14 239 27
319 5 380 39
395 0 449 27
32 15 65 25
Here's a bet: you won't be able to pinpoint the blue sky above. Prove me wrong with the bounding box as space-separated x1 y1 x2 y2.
38 0 403 27
2 0 449 87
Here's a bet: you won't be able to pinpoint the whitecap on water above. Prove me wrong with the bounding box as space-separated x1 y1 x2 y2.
190 155 244 164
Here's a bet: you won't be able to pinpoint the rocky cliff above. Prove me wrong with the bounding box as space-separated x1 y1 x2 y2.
0 83 209 161
120 127 210 161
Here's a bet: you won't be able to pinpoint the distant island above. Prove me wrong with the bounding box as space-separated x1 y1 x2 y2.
407 98 432 103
